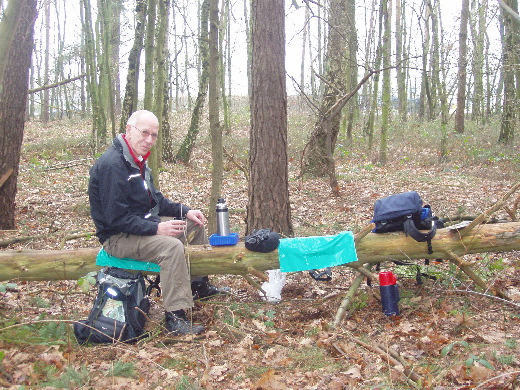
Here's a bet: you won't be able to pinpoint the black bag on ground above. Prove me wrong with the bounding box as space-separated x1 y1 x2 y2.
372 191 444 252
74 267 150 345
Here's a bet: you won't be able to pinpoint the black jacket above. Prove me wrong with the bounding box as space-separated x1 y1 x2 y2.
88 135 189 244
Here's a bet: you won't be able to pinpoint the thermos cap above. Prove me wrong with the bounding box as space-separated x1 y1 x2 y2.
379 271 397 286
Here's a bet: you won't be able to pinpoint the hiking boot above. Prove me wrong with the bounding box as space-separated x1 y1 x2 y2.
165 310 205 335
191 276 231 300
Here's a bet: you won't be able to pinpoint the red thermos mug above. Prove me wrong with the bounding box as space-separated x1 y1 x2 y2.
379 271 400 316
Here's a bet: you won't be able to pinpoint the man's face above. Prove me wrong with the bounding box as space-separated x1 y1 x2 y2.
125 114 159 157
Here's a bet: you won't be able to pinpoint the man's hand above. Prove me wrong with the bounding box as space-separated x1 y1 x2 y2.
186 209 206 226
157 219 187 237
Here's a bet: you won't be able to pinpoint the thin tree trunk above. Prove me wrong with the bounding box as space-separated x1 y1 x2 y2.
379 0 392 165
99 0 116 138
120 0 147 132
41 0 51 123
153 0 170 170
498 0 518 144
343 0 358 142
244 0 253 106
175 0 210 164
429 0 440 118
143 0 157 111
395 0 407 121
455 0 470 133
299 5 309 96
110 0 122 117
208 0 223 235
219 0 231 134
81 0 106 150
470 0 486 122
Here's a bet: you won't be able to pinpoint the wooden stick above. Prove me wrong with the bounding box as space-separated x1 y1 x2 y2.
445 250 507 299
333 269 368 328
460 182 520 237
354 223 375 243
335 338 422 386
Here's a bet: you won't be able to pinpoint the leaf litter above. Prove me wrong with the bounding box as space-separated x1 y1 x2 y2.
0 118 519 389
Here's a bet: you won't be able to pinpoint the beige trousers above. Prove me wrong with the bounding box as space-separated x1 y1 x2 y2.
103 218 206 312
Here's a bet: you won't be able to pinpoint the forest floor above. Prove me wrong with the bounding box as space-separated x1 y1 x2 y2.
1 110 520 389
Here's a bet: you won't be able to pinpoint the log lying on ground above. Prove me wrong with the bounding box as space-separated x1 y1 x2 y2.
0 222 519 282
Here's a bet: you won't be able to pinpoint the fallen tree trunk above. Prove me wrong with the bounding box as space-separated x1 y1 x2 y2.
0 222 519 282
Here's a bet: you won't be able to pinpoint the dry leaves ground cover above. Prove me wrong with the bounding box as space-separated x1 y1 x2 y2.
1 108 520 389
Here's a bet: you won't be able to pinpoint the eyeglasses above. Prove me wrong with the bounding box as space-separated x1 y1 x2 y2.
131 125 158 141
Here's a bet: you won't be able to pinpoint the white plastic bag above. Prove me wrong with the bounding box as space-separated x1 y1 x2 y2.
260 269 286 302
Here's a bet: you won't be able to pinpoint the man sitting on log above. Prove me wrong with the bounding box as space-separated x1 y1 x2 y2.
88 109 227 336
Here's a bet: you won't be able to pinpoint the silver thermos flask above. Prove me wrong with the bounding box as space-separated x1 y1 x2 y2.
216 198 230 236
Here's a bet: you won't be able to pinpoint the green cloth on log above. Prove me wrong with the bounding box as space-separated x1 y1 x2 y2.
278 231 357 272
95 248 161 272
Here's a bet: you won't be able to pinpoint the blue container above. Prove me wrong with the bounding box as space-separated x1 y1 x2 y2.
379 271 400 316
209 233 239 246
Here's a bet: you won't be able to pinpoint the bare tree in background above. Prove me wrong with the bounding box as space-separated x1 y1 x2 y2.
175 0 210 163
455 0 470 133
498 0 518 144
120 0 147 132
301 0 350 193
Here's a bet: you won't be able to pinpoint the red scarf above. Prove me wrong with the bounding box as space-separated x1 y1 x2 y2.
122 134 151 173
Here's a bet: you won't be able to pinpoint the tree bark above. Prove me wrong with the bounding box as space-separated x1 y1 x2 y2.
247 0 293 236
0 0 37 230
1 222 519 282
301 0 349 183
208 0 223 236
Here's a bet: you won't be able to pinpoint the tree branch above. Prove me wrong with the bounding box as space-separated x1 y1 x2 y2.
28 74 86 94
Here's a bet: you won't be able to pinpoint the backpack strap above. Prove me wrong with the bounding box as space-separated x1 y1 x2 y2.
403 217 436 254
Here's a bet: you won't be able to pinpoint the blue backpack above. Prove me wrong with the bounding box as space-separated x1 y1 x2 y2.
372 191 443 253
